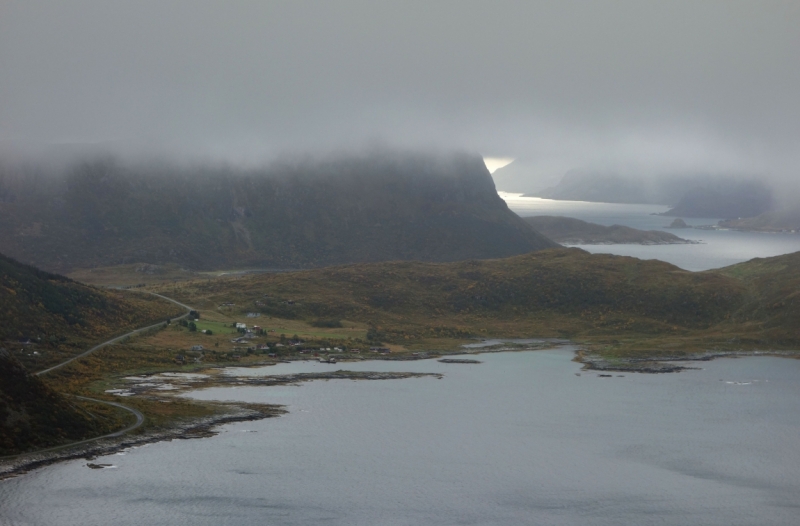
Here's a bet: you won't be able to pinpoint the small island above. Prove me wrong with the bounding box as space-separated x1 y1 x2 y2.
524 216 696 245
666 218 690 229
438 358 482 364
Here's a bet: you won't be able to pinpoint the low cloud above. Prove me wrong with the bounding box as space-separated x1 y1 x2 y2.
0 1 797 199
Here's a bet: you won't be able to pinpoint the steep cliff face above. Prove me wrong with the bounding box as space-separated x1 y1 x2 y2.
0 152 557 272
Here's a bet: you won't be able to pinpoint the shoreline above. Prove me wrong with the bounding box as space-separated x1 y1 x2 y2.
4 345 798 481
577 349 800 373
0 370 439 481
0 403 283 481
561 239 700 246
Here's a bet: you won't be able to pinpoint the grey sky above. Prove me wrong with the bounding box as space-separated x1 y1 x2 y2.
1 1 798 181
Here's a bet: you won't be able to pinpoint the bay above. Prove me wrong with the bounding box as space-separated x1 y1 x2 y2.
501 192 800 271
2 349 799 525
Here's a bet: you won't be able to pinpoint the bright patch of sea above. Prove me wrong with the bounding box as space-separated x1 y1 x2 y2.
500 192 800 271
2 349 799 526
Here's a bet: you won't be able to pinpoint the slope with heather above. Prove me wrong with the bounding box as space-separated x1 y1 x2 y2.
158 248 747 341
0 252 184 372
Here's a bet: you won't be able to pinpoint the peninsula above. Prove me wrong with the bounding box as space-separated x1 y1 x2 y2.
523 216 695 245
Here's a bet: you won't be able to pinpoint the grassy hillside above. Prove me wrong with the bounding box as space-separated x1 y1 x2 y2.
716 251 800 342
0 152 556 273
0 253 184 371
523 216 693 245
156 248 749 343
0 253 186 455
150 248 800 355
0 349 131 455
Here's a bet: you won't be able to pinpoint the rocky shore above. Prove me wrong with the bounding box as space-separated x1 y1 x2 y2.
0 370 439 480
577 350 799 374
7 344 792 480
0 403 283 481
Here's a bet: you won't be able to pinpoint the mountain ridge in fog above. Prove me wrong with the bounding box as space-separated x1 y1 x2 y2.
0 150 556 272
492 160 775 219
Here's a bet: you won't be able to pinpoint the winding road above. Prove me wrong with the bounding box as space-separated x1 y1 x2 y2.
7 291 195 459
0 397 145 460
35 292 195 376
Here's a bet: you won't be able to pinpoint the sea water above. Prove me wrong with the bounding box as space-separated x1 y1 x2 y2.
2 349 799 526
500 192 800 271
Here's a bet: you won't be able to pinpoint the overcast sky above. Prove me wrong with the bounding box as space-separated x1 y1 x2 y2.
1 1 798 181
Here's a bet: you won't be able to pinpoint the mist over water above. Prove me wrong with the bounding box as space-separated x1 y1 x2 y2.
2 350 799 525
502 193 800 271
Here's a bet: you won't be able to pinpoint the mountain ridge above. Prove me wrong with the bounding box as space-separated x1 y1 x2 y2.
0 152 557 273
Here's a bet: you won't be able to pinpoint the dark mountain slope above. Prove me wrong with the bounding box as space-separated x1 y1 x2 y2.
0 349 105 454
0 252 183 371
0 152 557 272
0 253 182 454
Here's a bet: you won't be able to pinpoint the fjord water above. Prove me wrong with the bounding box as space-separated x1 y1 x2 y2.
2 349 799 526
501 192 800 271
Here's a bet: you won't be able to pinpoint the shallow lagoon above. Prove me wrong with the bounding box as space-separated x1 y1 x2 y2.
2 349 799 526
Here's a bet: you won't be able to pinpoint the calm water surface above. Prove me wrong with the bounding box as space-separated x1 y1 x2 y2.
501 192 800 271
2 350 799 525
